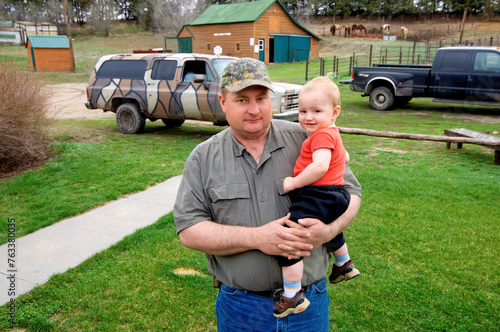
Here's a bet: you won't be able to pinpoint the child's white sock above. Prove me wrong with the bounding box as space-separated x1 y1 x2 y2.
283 280 301 299
335 253 350 267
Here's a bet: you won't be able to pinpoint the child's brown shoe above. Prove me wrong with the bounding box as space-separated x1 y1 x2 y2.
272 290 310 318
329 259 360 284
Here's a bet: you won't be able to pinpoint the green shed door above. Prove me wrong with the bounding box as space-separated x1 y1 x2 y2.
273 36 289 63
273 35 310 63
289 36 310 62
178 37 192 53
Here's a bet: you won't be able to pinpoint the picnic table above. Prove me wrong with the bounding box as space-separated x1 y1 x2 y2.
444 128 500 165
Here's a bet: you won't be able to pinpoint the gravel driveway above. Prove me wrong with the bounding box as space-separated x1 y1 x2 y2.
46 83 114 120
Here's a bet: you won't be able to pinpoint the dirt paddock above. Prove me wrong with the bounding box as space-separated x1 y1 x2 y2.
45 83 499 127
45 83 114 120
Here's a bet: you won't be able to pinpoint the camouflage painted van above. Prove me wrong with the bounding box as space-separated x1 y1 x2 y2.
85 53 302 134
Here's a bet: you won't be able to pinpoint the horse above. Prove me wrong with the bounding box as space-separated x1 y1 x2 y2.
381 24 390 34
345 25 351 37
401 26 409 39
352 24 367 34
330 24 345 36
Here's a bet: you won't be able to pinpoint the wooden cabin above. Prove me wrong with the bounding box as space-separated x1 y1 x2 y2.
177 0 320 64
26 35 73 72
15 21 59 44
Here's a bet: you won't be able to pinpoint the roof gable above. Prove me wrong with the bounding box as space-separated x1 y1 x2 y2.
27 35 69 48
189 0 275 25
179 0 320 41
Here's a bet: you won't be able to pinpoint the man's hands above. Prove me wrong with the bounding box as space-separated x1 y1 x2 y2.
254 214 313 259
257 213 342 260
179 196 360 260
277 217 340 259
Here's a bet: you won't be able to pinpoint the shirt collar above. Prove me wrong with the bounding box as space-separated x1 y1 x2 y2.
230 120 286 157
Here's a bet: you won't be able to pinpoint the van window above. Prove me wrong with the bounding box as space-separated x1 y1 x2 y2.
151 60 177 80
96 60 147 79
182 60 215 82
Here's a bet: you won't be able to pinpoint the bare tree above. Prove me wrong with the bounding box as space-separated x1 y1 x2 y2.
87 0 118 36
45 0 66 24
147 0 207 33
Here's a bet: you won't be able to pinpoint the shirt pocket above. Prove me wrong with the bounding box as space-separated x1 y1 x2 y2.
207 183 251 226
275 177 292 209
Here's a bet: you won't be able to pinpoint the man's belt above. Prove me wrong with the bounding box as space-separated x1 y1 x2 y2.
248 289 280 298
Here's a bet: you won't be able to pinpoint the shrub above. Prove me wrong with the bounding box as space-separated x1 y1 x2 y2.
0 62 52 178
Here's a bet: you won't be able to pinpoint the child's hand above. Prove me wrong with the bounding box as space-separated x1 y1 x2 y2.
345 151 350 163
283 177 295 193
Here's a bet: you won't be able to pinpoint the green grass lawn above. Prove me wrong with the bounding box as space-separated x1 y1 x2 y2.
1 87 499 330
1 32 499 331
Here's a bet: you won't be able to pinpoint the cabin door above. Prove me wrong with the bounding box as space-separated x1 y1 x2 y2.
258 39 265 62
178 37 192 53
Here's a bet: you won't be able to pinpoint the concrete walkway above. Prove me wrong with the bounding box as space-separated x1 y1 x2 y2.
0 175 182 306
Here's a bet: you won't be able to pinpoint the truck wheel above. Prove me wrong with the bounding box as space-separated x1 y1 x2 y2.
116 103 146 134
161 119 185 128
369 87 394 110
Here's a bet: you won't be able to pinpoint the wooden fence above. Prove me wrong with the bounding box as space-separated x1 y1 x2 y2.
305 37 500 80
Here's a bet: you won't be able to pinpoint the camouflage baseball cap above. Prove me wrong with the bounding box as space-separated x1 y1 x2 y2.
220 58 275 93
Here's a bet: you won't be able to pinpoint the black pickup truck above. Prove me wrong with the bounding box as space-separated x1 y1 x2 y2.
340 46 500 110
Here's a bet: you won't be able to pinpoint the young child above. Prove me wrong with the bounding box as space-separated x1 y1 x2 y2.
273 76 360 318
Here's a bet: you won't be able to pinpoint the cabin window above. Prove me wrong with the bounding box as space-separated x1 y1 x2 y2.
207 44 210 51
236 43 240 51
270 17 279 32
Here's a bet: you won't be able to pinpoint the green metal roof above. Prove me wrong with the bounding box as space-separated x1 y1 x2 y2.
180 0 320 40
0 21 14 28
27 35 69 49
189 0 275 25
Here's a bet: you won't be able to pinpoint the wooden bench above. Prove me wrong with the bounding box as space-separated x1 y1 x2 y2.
444 128 500 165
338 127 500 165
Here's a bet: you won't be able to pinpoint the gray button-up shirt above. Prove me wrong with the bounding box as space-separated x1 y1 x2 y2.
174 120 361 291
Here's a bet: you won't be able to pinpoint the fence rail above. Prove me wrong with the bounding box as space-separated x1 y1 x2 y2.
305 38 500 80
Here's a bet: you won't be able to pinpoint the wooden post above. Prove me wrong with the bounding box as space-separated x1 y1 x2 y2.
412 39 416 64
305 60 309 81
63 0 76 73
459 8 468 44
425 40 429 63
369 44 373 66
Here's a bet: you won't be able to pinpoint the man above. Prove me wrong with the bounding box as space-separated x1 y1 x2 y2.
174 58 361 331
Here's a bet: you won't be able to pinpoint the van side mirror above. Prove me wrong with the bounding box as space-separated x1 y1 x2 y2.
193 74 205 83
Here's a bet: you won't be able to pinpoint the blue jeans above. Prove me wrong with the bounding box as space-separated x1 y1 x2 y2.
216 277 329 332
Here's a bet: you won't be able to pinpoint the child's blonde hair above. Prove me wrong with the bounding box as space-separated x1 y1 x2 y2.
299 76 341 107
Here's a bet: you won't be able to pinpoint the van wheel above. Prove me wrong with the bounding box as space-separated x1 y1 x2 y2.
161 119 185 128
369 87 394 110
116 103 146 134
